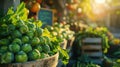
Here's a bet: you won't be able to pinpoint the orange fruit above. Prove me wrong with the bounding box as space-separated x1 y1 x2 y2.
30 3 40 13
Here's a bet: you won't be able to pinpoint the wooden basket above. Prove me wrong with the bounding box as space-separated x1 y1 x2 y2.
0 52 59 67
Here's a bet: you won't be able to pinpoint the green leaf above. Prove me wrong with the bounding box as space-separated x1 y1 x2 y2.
116 59 120 63
35 20 42 28
57 46 69 64
7 7 14 15
114 51 120 56
16 2 25 14
103 48 108 53
15 2 27 21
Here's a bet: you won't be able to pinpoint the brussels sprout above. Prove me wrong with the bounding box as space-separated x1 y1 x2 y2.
15 51 28 63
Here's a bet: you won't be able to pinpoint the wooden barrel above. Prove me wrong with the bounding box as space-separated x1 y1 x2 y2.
0 52 59 67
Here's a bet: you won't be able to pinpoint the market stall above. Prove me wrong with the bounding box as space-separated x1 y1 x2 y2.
0 0 120 67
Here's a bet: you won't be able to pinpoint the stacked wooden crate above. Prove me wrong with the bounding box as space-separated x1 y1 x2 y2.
81 38 103 65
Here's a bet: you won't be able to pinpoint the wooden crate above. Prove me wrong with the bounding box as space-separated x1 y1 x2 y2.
0 52 59 67
81 38 103 65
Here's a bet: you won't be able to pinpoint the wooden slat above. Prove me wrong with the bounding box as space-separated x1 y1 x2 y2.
83 43 101 45
84 52 102 57
83 38 101 43
82 45 102 50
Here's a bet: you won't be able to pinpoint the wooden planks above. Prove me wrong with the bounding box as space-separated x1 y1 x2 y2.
84 52 102 57
81 37 103 65
83 38 101 43
82 45 102 50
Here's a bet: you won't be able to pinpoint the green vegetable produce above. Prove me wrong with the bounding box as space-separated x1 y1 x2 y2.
0 39 9 46
19 25 29 34
31 37 40 46
22 36 29 44
1 52 14 63
39 36 45 44
8 24 15 31
40 53 49 59
12 30 22 38
0 24 9 37
26 31 34 39
42 45 50 53
43 36 50 44
0 46 8 53
15 51 28 63
9 43 20 53
35 28 43 37
21 44 32 53
16 20 25 28
34 45 42 52
0 3 70 64
28 49 41 61
13 38 22 45
27 22 36 32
